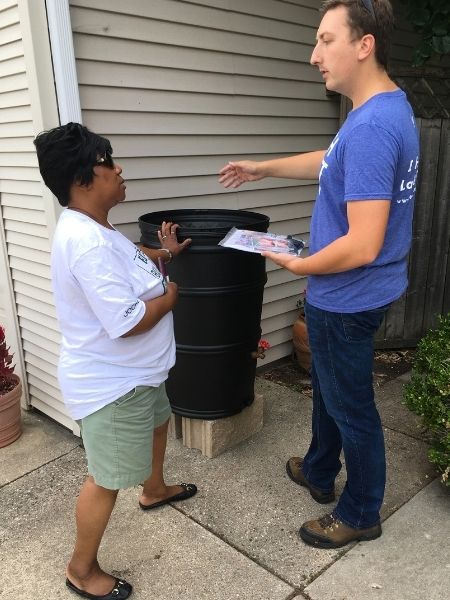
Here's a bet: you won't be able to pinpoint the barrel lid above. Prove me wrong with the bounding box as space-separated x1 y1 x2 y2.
139 208 269 237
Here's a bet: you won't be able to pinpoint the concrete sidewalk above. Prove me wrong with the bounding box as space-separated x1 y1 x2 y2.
1 373 448 600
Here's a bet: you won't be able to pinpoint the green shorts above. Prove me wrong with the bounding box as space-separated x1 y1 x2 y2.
77 383 172 490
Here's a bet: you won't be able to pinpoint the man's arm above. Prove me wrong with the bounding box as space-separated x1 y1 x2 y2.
263 200 391 275
218 151 326 189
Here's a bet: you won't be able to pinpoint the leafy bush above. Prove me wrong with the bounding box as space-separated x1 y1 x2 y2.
404 313 450 486
400 0 450 65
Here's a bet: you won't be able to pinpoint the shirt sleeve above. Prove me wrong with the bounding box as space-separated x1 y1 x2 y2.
71 244 147 339
343 123 400 201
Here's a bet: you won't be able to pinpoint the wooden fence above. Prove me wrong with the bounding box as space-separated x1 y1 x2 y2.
341 69 450 349
375 117 450 348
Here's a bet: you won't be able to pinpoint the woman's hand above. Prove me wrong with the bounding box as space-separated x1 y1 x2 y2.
218 161 266 189
158 221 192 257
165 281 179 308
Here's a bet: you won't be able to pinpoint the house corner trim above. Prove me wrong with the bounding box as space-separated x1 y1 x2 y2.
46 0 82 124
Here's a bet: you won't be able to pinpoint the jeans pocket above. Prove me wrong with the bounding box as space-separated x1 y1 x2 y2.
341 305 390 342
114 387 137 407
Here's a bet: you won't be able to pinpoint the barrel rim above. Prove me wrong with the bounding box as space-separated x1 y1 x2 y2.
139 209 269 241
139 208 269 221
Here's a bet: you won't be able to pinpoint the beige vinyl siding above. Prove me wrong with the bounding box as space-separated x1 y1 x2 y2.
0 1 68 426
70 0 339 362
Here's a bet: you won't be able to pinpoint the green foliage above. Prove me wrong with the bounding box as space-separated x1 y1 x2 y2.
404 314 450 485
400 0 450 65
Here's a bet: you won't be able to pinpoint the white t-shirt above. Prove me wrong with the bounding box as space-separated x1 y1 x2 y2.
51 209 175 420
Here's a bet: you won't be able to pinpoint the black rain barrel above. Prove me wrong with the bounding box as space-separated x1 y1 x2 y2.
138 208 269 419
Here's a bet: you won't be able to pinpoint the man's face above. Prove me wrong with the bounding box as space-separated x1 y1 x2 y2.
310 6 360 95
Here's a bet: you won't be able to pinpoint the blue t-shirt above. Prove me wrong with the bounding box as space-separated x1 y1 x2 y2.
307 89 420 313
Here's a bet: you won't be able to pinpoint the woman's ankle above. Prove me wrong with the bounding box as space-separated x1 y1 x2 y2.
66 560 116 594
67 558 101 582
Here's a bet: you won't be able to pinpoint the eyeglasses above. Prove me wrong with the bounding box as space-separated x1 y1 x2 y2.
95 152 115 169
360 0 376 20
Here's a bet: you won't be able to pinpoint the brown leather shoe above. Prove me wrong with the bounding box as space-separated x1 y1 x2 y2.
299 513 382 549
286 457 335 504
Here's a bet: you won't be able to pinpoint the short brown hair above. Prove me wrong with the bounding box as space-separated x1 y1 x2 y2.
321 0 394 69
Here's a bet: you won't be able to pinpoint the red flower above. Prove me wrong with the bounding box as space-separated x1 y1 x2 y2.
0 326 15 379
0 326 17 394
250 339 271 360
258 339 271 351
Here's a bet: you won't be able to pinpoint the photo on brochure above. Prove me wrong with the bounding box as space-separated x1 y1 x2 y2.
219 227 305 256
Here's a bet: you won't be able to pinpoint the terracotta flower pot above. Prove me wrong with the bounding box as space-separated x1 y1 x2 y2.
0 374 22 448
292 315 312 374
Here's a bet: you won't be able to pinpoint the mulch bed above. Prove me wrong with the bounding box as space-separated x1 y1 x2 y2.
257 349 416 396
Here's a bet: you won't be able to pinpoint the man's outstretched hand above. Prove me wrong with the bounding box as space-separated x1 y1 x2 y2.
218 161 265 189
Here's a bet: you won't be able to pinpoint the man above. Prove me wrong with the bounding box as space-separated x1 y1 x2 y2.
219 0 419 549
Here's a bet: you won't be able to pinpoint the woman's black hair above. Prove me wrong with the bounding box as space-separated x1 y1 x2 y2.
33 122 113 207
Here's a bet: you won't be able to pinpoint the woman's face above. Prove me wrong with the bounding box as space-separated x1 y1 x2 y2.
92 156 127 208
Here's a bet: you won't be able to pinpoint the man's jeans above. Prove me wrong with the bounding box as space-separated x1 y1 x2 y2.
302 301 390 529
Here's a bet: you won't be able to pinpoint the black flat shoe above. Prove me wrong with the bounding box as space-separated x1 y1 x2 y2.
66 577 132 599
139 482 197 511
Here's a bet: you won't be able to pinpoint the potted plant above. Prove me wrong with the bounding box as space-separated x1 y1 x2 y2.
0 325 23 447
292 294 311 374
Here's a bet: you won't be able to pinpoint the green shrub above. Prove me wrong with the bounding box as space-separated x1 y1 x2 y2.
400 0 450 65
404 313 450 486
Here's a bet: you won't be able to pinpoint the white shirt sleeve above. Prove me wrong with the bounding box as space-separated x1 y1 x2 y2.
71 243 159 339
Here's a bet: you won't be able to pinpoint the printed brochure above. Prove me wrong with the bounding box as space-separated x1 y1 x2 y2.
219 227 305 256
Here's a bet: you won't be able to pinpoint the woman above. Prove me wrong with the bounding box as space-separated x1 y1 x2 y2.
34 122 197 600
